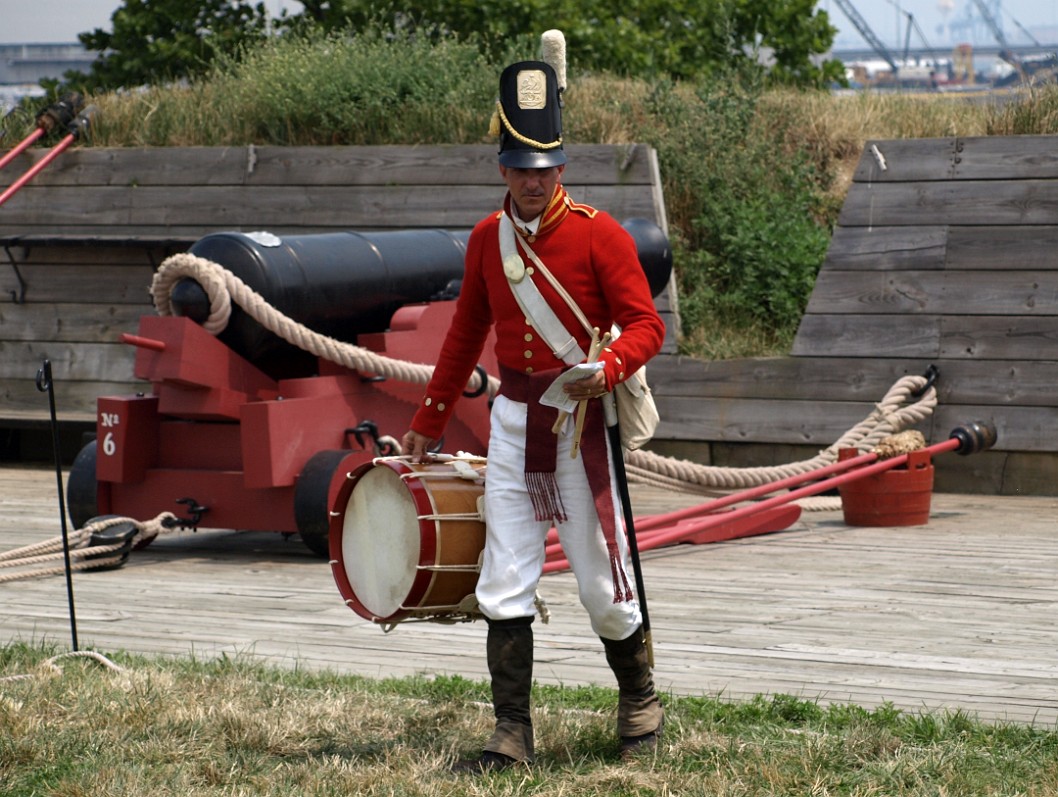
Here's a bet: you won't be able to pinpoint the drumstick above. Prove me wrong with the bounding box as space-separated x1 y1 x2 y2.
570 328 609 459
552 328 602 436
550 328 608 437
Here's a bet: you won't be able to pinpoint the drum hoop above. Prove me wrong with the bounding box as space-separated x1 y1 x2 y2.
330 462 386 621
330 459 436 623
401 469 485 480
417 563 480 573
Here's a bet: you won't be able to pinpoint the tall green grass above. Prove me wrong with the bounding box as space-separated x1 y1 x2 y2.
74 29 502 147
7 30 1058 359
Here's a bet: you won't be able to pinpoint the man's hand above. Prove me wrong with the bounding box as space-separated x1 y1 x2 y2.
401 430 436 464
562 370 608 402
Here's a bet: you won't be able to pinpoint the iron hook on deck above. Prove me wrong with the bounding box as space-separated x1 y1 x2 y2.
162 498 208 530
910 364 939 398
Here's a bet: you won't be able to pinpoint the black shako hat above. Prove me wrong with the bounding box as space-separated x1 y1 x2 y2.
495 60 566 169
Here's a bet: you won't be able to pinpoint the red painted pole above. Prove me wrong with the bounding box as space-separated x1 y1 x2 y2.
542 441 950 573
120 332 167 352
542 422 997 574
0 103 95 209
0 134 76 208
0 127 46 172
633 450 880 533
541 447 878 554
540 446 881 552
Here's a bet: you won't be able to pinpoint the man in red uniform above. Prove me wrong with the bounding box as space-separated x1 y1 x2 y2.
402 53 665 773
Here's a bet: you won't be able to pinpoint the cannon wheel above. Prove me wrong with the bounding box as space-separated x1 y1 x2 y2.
67 439 99 531
295 450 364 558
65 441 159 551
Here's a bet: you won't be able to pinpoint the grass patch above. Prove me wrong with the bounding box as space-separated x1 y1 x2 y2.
3 642 1057 796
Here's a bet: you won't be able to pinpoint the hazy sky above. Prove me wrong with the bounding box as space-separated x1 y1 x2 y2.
0 0 305 43
1 0 1056 48
820 0 1058 50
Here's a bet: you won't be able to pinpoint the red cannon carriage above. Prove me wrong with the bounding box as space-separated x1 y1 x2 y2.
65 221 672 555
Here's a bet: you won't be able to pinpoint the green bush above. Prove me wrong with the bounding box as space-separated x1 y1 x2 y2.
45 28 503 148
210 28 502 146
207 27 503 145
642 74 831 354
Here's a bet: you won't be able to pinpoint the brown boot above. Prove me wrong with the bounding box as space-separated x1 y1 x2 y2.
601 626 664 759
452 616 535 774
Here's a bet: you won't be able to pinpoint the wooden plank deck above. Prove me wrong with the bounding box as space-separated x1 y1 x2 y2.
3 464 1057 727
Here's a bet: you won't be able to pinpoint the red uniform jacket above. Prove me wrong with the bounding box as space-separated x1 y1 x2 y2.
411 187 665 441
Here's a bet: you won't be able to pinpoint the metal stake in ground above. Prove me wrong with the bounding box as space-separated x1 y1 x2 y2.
36 358 79 651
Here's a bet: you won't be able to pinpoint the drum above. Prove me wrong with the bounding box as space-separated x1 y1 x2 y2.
329 456 487 626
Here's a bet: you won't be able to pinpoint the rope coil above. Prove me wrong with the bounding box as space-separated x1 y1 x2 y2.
624 373 937 509
0 512 178 583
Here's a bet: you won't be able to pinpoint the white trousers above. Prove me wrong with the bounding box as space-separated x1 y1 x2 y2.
478 394 642 641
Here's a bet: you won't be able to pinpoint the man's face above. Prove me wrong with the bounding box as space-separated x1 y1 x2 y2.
500 164 565 220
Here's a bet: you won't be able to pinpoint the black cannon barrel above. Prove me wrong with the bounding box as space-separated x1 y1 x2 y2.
622 217 673 298
180 229 470 378
175 221 672 379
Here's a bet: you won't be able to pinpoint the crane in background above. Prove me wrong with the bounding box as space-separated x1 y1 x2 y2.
832 0 947 87
968 0 1058 86
1008 16 1042 49
832 0 899 76
947 0 1001 45
969 0 1016 64
900 10 941 70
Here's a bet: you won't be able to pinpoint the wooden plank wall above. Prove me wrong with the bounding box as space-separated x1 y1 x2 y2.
650 135 1058 496
0 144 670 449
0 144 663 241
6 137 1054 495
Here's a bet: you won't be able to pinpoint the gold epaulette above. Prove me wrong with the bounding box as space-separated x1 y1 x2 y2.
564 196 598 218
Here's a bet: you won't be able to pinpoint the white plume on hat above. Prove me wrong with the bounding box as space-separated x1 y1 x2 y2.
541 29 567 93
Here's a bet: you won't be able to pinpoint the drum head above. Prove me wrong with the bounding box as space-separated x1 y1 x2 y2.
340 465 420 619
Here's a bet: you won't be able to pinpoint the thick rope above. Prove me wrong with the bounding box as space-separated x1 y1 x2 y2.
151 253 937 512
151 253 499 398
625 374 936 492
0 512 178 583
